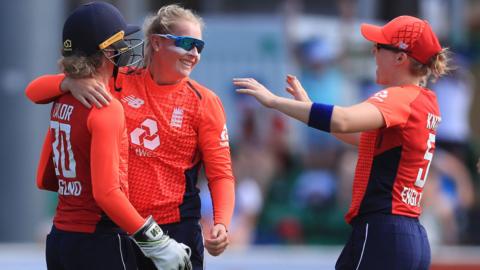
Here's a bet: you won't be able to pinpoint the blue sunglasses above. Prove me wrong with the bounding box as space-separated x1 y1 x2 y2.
155 34 205 53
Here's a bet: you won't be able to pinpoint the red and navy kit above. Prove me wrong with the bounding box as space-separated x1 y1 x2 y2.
346 85 441 223
112 69 235 227
36 90 145 234
334 85 439 270
34 91 146 270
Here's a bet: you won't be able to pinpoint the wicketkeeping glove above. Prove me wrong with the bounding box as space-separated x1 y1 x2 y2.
131 216 192 270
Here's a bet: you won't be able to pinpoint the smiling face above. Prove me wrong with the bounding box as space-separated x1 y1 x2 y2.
150 20 202 84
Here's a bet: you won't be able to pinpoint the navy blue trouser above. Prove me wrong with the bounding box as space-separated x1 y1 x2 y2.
133 218 204 270
335 213 431 270
46 225 137 270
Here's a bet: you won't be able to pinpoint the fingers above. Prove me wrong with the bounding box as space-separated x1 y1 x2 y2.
286 74 300 89
235 89 256 96
205 237 229 256
232 78 259 89
286 74 304 92
285 87 295 95
67 77 111 109
233 77 259 84
74 95 92 109
204 226 229 256
286 74 296 86
205 234 226 246
84 92 103 108
92 82 112 104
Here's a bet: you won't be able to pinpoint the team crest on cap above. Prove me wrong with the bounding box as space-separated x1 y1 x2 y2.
398 41 409 50
63 39 72 51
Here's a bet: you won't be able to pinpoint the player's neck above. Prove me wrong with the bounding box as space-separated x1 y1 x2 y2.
148 64 184 85
387 73 422 88
92 61 113 86
93 69 112 88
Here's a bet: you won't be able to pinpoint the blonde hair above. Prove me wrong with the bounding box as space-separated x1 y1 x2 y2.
409 48 452 85
58 52 104 78
143 4 204 65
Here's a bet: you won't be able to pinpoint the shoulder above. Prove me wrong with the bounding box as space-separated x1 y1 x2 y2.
369 86 421 104
97 99 124 113
89 99 124 125
186 79 219 101
116 67 148 86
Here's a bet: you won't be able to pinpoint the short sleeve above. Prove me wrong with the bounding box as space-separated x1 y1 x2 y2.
366 87 420 127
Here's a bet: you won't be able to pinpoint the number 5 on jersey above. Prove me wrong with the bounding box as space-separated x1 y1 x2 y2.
414 133 435 188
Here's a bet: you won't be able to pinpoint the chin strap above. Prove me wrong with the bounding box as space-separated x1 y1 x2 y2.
113 65 122 92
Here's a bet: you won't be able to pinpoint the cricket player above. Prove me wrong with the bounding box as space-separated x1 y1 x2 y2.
234 15 450 270
33 2 191 269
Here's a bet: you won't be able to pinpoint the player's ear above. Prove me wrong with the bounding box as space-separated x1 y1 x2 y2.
396 52 408 65
150 35 161 52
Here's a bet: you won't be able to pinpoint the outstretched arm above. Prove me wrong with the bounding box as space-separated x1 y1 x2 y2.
234 77 385 134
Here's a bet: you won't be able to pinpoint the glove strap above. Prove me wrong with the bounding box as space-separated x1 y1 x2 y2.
132 216 164 242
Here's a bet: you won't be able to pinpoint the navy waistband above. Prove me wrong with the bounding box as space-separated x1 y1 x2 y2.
351 213 419 227
51 221 126 235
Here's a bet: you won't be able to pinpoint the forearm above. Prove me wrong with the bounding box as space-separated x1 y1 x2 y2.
271 97 312 124
209 178 235 229
94 187 145 234
25 74 65 104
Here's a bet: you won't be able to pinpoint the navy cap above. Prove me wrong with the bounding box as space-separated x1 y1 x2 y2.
62 1 140 56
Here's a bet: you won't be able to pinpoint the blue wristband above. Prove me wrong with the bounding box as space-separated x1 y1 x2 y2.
308 103 334 132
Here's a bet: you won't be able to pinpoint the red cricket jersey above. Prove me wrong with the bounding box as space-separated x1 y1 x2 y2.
36 93 144 233
345 85 441 223
113 69 235 226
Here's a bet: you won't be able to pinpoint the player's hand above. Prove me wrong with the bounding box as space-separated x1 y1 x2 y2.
131 216 192 270
233 78 279 108
204 223 229 256
285 74 311 102
61 77 111 109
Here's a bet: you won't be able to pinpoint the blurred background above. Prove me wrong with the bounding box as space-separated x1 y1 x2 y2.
3 0 480 269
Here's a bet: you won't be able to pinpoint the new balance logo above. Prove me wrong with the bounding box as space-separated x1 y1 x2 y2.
122 95 144 109
130 118 160 151
170 107 184 128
